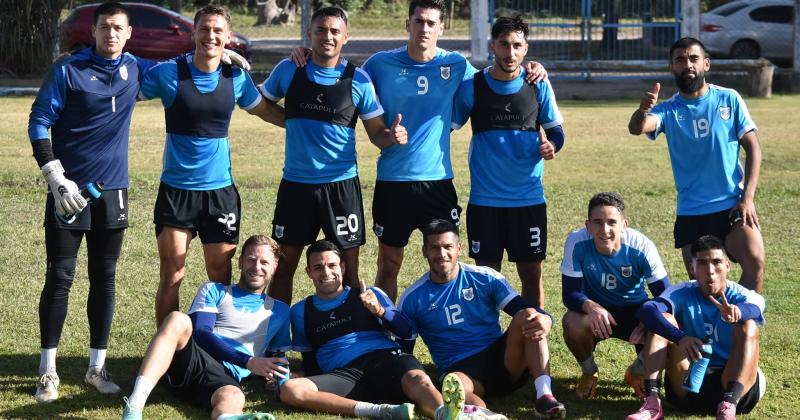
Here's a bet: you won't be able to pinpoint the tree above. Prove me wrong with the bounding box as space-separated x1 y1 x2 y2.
256 0 296 26
0 0 69 76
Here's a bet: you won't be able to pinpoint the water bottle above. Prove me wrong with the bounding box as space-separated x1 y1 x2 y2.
58 181 104 223
683 338 713 393
273 352 290 397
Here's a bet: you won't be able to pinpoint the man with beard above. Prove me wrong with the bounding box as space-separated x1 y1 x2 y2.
626 235 765 420
628 37 765 293
451 15 565 308
122 235 289 420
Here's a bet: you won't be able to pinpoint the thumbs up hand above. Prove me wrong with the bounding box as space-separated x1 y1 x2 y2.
539 137 555 160
390 114 407 145
639 82 660 113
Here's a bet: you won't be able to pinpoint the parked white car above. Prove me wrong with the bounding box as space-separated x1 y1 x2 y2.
700 0 794 63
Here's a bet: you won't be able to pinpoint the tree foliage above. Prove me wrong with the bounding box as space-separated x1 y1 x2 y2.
0 0 69 76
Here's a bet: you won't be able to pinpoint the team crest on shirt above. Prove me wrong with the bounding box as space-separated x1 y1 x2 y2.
274 225 285 238
462 287 474 301
471 240 480 253
440 66 451 80
373 224 384 237
719 106 731 120
119 65 128 81
621 266 633 277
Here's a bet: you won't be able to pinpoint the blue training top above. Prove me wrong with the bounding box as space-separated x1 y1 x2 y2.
452 67 563 207
139 53 262 190
361 46 476 181
647 85 757 215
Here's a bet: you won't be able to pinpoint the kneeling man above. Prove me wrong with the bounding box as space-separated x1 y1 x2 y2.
629 235 765 420
399 220 565 419
123 235 290 420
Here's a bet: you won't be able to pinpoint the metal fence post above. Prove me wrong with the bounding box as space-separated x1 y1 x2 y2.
794 0 800 78
681 0 699 39
470 0 488 63
301 0 310 48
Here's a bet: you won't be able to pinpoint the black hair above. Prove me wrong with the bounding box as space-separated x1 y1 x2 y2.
669 37 708 59
421 219 459 244
491 15 528 40
312 6 349 26
94 2 129 26
306 239 342 263
690 235 726 257
587 192 626 219
408 0 446 19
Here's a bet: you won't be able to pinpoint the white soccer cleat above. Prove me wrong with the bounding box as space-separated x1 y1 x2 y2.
85 366 121 394
35 370 60 403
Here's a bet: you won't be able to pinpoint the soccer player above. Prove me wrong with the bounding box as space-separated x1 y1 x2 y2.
122 235 289 420
27 2 157 403
399 220 566 419
560 192 670 399
258 6 406 305
451 15 565 308
628 37 765 293
283 240 486 420
628 235 765 420
140 4 285 325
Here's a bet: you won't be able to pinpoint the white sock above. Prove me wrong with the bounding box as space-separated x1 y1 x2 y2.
127 376 156 410
39 348 57 374
534 375 553 399
579 355 598 374
89 348 107 369
353 401 382 417
217 414 238 420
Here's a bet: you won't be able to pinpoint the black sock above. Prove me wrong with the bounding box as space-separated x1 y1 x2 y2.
644 378 661 397
722 381 745 404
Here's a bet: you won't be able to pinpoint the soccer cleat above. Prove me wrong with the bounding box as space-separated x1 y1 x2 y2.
85 366 121 394
624 366 646 399
461 404 508 419
625 395 663 420
534 394 565 419
121 397 143 420
35 370 60 403
716 401 736 420
438 373 465 420
222 413 276 420
575 371 599 399
378 403 415 420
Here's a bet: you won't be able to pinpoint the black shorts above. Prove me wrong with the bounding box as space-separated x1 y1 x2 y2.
165 337 241 409
44 188 129 230
440 333 529 399
372 180 461 247
308 348 422 404
272 177 365 249
153 182 241 244
674 208 736 249
665 367 764 415
466 203 547 262
602 304 644 343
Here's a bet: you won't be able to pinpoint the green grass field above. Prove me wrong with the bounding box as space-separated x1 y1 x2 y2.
0 92 798 419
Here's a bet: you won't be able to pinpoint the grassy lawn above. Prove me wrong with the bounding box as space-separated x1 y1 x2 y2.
0 92 798 419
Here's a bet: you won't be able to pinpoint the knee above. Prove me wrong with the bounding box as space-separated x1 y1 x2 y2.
512 307 538 325
736 320 760 342
46 257 78 284
562 311 588 337
161 312 192 336
403 369 435 389
212 385 244 409
278 379 306 406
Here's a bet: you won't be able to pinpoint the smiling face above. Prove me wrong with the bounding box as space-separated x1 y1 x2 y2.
669 44 710 95
192 13 231 61
423 231 461 283
406 7 444 57
692 248 730 298
491 30 528 76
92 12 132 59
237 244 277 293
586 205 627 255
309 15 348 65
306 250 345 300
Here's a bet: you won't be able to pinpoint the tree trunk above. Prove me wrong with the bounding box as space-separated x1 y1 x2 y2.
256 0 280 26
0 0 69 76
277 0 296 25
169 0 182 13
